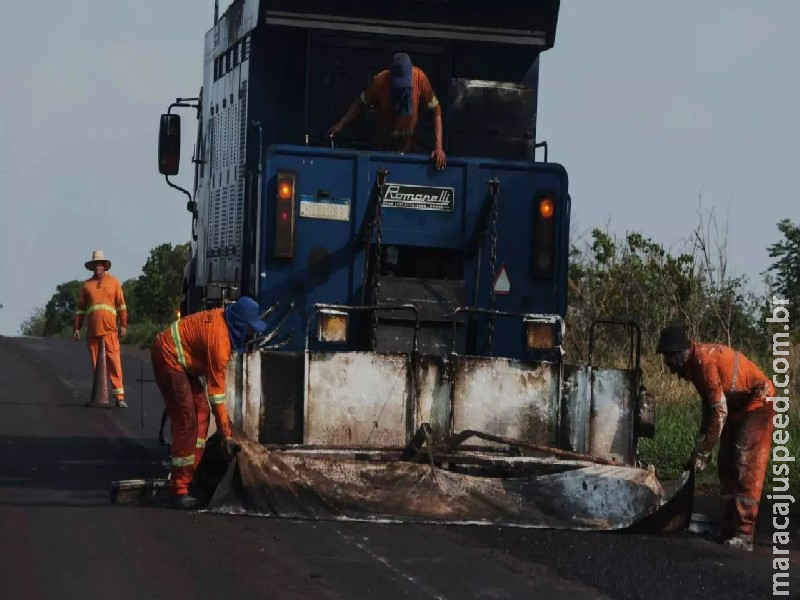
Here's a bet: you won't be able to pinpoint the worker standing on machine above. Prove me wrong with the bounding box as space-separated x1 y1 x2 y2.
328 52 447 169
656 325 775 551
150 296 268 509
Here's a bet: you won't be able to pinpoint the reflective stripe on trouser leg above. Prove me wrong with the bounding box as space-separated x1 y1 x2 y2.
171 455 195 467
730 403 775 540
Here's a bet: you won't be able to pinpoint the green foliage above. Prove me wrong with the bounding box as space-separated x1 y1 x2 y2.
124 321 162 350
566 205 763 369
639 394 800 497
20 241 190 349
132 242 190 327
121 279 139 321
18 306 47 337
764 218 800 339
42 280 83 337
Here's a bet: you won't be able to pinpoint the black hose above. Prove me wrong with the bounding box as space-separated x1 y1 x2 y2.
158 408 170 447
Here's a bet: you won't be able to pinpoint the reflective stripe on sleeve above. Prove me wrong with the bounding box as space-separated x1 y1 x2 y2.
170 321 188 368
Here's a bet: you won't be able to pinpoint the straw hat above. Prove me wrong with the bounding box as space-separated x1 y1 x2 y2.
85 250 112 271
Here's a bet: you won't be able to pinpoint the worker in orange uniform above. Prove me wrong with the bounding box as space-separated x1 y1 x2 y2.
73 250 128 408
656 325 775 551
328 52 447 169
150 296 268 509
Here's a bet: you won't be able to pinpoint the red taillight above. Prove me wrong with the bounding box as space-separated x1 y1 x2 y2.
274 171 296 258
531 194 556 279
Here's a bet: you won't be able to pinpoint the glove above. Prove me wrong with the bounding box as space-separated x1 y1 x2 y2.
220 438 241 462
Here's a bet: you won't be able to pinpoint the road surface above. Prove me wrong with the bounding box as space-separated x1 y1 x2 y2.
0 335 796 599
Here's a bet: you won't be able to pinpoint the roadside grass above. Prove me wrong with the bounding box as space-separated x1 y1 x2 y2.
638 380 800 500
123 321 162 350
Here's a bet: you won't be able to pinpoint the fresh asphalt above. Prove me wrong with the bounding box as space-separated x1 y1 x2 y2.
0 336 796 599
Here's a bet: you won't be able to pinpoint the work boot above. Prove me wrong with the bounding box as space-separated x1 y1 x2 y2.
116 399 128 408
169 494 200 510
723 536 753 552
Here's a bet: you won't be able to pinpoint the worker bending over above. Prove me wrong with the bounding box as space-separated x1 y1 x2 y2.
656 325 774 551
151 296 268 509
328 52 447 169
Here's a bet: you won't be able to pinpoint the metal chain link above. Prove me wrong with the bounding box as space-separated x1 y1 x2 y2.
487 179 500 356
371 168 388 350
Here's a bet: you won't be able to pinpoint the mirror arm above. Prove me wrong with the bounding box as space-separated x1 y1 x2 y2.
167 98 200 116
162 97 201 240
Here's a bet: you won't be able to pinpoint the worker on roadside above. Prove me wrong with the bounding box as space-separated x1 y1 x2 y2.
73 250 128 408
656 325 775 552
150 296 268 509
328 52 447 170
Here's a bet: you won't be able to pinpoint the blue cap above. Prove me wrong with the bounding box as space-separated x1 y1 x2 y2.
390 53 413 90
225 297 268 353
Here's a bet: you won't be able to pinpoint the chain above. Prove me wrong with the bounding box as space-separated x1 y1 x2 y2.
487 178 500 356
371 168 388 350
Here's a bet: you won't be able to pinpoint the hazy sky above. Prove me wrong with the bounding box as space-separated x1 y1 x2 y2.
1 1 797 335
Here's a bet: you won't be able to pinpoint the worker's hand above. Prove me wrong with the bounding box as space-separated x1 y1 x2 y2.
73 330 80 342
220 437 241 462
327 122 342 140
685 450 710 473
120 326 128 338
431 147 446 170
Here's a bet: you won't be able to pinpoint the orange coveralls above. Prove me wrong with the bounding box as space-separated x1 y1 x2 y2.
74 274 127 400
150 308 233 496
360 66 441 152
681 342 775 541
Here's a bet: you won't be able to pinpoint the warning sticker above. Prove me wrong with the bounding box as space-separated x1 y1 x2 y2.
493 264 511 295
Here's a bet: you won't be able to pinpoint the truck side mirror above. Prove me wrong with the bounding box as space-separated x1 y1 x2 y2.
158 114 181 176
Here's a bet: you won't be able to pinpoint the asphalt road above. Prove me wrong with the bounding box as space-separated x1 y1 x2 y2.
0 335 797 599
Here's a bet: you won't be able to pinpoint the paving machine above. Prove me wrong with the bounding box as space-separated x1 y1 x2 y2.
135 0 693 529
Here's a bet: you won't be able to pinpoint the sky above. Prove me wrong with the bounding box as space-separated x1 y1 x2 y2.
1 1 798 335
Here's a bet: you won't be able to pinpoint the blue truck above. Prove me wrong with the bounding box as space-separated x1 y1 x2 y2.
155 1 684 530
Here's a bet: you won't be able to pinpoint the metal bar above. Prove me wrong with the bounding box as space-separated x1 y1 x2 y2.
140 363 144 429
588 318 641 372
262 11 549 46
534 141 548 163
445 429 620 466
449 307 564 355
305 303 420 354
135 364 157 430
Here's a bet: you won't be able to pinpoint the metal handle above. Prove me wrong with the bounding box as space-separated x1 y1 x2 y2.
588 318 642 372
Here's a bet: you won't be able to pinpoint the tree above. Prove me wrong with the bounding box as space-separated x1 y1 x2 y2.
765 218 800 338
19 306 47 337
121 278 142 324
133 242 190 326
565 202 761 369
42 280 83 337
